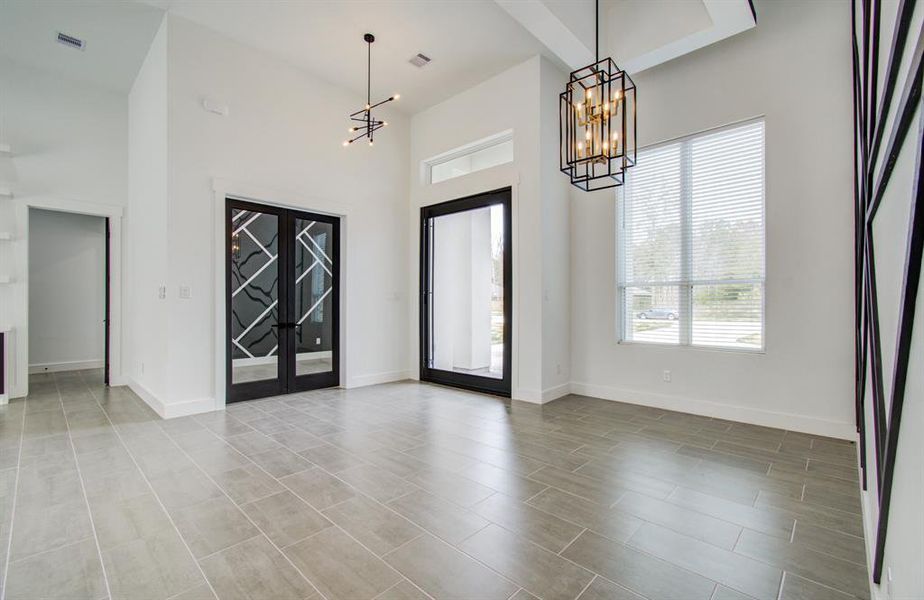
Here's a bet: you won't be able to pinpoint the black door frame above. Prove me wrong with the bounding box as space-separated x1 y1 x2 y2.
225 198 340 403
420 187 512 397
104 217 111 385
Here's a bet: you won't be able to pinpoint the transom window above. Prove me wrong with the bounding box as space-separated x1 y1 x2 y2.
617 119 765 351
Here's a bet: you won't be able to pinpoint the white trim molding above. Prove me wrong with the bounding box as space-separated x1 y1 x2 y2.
29 359 105 374
569 380 858 440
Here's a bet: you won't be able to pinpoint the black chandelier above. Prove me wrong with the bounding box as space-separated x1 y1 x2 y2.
344 33 398 147
559 0 636 191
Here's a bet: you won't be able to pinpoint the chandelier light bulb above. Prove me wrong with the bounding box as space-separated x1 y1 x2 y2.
393 94 400 100
343 141 349 146
369 140 374 146
384 121 389 126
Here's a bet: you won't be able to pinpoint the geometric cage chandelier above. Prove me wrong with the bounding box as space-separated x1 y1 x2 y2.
560 0 636 191
343 33 399 147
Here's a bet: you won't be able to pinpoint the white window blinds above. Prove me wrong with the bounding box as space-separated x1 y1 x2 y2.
618 119 765 350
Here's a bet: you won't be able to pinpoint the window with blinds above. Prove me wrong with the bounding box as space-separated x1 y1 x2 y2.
617 119 765 350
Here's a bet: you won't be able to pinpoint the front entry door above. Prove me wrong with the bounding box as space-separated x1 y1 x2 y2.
226 198 340 402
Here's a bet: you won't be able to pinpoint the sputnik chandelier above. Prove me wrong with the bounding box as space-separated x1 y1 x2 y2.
344 33 399 147
560 0 636 191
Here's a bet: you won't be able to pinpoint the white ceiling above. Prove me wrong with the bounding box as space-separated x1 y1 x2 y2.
0 0 755 113
0 0 165 93
141 0 554 114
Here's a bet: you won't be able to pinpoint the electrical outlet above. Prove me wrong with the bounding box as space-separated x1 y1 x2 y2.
157 286 166 299
179 285 191 299
556 363 562 375
662 369 672 383
315 337 321 345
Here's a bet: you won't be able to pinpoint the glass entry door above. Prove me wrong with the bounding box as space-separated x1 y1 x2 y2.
227 198 339 402
420 188 511 396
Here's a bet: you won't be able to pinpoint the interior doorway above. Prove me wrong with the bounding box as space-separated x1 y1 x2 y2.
27 208 111 383
420 188 512 396
225 198 340 402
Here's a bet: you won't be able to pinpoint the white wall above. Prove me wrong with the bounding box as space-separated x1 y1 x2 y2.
126 15 410 416
570 0 856 438
0 56 127 397
410 56 574 401
127 17 170 402
28 209 106 371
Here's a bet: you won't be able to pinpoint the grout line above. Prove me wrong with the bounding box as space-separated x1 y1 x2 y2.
775 571 786 600
557 527 587 557
78 372 222 600
54 375 114 600
789 520 797 543
372 576 434 600
573 575 596 600
150 421 334 600
0 398 26 600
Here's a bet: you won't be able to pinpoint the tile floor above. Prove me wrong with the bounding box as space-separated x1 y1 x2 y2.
0 370 868 600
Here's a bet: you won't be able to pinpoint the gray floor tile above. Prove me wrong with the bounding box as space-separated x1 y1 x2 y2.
471 490 586 552
9 373 870 600
733 529 869 598
281 467 356 510
298 443 369 472
241 490 333 548
172 496 260 558
376 579 432 600
284 526 401 600
5 537 107 600
212 463 284 505
322 495 422 555
576 577 645 600
384 533 518 600
247 447 313 478
779 573 856 600
459 523 594 600
628 523 781 599
148 465 226 510
102 526 205 600
336 463 419 502
386 488 489 545
526 487 642 543
91 492 174 550
667 486 795 539
561 530 717 600
199 535 318 600
614 491 743 550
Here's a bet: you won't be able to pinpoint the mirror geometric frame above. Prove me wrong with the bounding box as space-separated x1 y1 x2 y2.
852 0 923 584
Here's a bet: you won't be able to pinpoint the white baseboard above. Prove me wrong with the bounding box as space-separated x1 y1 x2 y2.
29 359 104 374
514 382 571 404
345 370 409 388
569 381 857 440
125 376 217 419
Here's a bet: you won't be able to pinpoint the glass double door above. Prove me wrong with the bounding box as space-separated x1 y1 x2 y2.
226 198 339 402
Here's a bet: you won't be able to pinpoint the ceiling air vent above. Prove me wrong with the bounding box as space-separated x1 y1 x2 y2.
56 32 86 51
409 53 431 68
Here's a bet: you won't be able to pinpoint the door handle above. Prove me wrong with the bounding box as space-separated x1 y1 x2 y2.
271 323 301 329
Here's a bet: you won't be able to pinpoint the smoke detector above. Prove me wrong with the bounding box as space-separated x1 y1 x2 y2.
56 31 86 51
409 53 431 68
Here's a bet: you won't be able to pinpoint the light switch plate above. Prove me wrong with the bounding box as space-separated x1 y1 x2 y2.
179 285 191 299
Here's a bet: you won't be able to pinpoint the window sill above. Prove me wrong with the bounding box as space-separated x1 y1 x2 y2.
616 339 766 355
